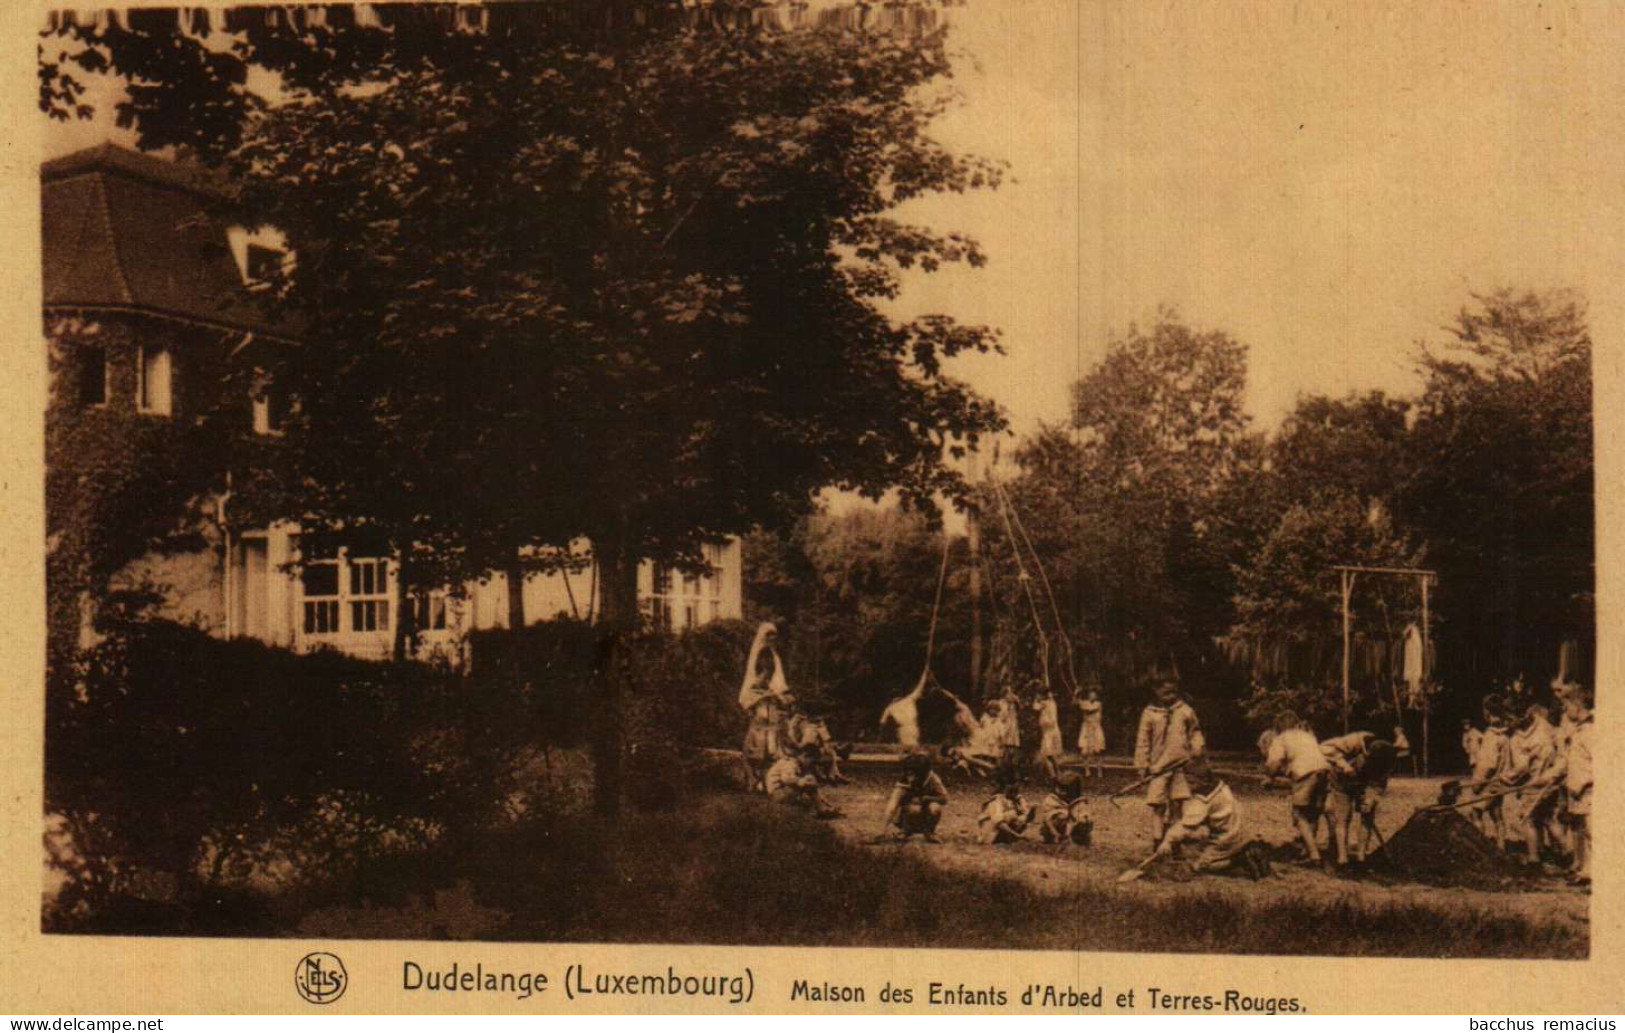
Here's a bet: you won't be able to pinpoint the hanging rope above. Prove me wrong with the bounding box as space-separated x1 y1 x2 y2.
918 528 953 683
994 474 1082 697
990 476 1051 691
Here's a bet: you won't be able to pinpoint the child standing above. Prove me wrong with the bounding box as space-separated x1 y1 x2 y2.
739 623 792 793
879 673 927 748
997 689 1023 763
1503 703 1558 868
883 750 950 843
1461 718 1482 774
1321 732 1396 864
1263 711 1332 867
1543 688 1593 885
1134 678 1206 845
1469 695 1513 846
1075 687 1106 778
1033 690 1063 781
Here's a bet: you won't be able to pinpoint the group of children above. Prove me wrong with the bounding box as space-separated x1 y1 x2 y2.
1260 713 1402 869
936 680 1108 782
741 624 1594 887
876 749 1096 848
738 623 850 819
880 675 1260 881
1458 678 1594 884
1129 678 1270 878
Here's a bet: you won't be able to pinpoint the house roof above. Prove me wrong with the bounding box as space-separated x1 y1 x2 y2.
42 142 279 335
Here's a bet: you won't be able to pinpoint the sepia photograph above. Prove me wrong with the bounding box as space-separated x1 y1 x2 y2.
28 0 1605 984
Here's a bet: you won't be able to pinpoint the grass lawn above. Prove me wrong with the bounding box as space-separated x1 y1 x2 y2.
293 761 1586 958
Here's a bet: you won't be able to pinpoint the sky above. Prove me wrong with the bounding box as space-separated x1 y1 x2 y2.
885 0 1624 437
43 1 1625 443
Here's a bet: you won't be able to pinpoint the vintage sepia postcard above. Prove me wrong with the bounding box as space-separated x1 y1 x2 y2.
2 0 1622 1016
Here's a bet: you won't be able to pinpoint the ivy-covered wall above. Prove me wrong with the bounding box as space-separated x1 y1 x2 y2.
46 311 249 654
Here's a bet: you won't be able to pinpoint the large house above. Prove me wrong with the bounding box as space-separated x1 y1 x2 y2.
43 142 743 660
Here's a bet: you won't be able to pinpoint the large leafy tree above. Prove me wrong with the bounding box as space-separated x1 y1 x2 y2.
227 20 1004 608
1217 391 1424 729
1399 289 1593 688
1044 313 1254 687
46 6 1007 812
1271 391 1414 507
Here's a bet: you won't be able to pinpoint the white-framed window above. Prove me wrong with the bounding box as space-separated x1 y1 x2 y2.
348 557 391 632
137 345 173 415
298 542 392 637
415 592 449 631
227 225 293 287
643 562 673 630
682 570 701 629
706 543 725 621
300 544 341 635
79 345 108 407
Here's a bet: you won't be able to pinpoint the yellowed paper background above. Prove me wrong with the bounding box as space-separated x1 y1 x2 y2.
4 0 1623 1013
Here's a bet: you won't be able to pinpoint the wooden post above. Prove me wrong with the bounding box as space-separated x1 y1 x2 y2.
1340 570 1354 735
1420 573 1431 777
967 451 983 696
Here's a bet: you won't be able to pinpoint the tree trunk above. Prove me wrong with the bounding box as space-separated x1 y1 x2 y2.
392 553 418 662
506 549 527 629
591 535 640 817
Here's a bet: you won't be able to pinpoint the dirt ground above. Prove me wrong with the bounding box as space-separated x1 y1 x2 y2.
819 765 1589 938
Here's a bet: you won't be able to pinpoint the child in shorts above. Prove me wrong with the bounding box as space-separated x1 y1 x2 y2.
883 749 949 842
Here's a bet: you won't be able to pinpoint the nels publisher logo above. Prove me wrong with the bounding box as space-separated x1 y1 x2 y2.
295 951 348 1005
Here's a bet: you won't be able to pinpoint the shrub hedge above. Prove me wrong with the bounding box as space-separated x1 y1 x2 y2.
45 617 529 930
45 615 761 930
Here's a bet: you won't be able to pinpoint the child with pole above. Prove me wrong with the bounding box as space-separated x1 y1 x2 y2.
1133 677 1205 846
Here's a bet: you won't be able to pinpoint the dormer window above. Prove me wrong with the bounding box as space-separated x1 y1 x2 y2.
252 378 289 435
245 244 285 287
227 224 292 287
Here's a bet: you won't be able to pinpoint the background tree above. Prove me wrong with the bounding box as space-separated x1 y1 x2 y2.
996 314 1255 695
1399 289 1593 692
1272 391 1414 507
1227 491 1424 734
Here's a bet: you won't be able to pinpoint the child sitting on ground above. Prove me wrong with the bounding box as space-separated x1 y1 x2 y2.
1151 757 1269 879
882 750 950 842
785 708 852 785
1038 770 1094 846
764 745 841 819
977 773 1036 844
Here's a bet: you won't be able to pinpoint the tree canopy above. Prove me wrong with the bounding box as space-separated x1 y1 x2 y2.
218 13 1003 634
